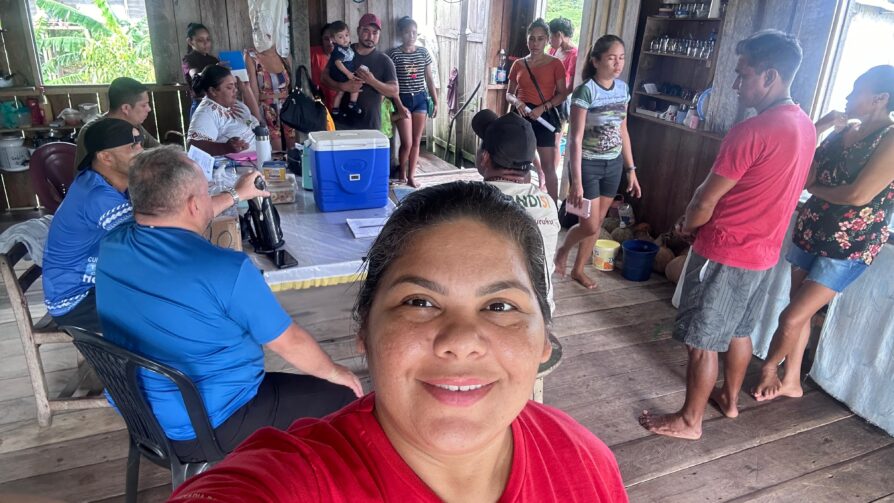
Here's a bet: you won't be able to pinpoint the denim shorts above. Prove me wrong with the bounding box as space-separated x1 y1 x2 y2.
580 156 623 199
400 91 429 114
785 245 868 293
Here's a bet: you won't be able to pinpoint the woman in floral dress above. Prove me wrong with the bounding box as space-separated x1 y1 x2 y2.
753 65 894 402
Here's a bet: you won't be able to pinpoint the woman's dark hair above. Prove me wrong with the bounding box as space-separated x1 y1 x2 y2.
186 23 209 53
581 35 625 82
397 16 417 34
548 17 573 38
527 18 550 37
353 181 551 335
191 64 231 97
859 65 894 112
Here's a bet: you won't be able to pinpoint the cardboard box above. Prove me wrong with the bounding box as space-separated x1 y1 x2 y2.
205 215 243 251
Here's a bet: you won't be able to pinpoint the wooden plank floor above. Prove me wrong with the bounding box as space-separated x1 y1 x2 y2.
1 161 892 501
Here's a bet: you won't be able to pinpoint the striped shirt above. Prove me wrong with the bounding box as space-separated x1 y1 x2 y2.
387 46 432 94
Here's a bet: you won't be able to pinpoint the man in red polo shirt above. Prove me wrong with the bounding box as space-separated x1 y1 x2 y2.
639 30 817 439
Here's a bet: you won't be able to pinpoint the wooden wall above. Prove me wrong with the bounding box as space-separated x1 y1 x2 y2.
706 0 839 133
317 0 413 52
629 0 839 235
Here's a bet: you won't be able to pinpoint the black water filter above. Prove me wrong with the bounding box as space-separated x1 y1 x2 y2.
245 176 294 269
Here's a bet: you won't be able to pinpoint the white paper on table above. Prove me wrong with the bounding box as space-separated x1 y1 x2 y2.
346 217 388 239
187 146 215 181
523 106 556 132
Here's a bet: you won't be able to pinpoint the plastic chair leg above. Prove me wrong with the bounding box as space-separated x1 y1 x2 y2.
125 440 141 503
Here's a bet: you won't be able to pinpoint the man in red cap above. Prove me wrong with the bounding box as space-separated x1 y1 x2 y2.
322 13 399 131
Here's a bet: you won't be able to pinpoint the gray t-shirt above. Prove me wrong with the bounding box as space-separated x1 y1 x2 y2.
327 45 397 131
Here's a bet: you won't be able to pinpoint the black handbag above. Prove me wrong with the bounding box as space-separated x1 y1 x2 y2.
523 58 563 130
279 65 328 133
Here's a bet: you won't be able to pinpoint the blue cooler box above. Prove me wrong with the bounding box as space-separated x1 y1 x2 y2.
307 130 390 212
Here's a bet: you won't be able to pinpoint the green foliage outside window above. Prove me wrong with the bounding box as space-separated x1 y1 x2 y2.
33 0 154 85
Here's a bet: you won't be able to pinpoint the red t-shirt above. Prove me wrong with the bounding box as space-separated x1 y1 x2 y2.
309 45 337 110
549 46 579 88
693 104 816 270
509 57 567 105
170 394 628 502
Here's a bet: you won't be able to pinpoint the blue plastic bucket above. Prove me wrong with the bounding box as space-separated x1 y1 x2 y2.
621 239 659 281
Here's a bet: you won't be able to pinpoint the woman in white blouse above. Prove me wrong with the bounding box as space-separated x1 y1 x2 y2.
187 64 263 155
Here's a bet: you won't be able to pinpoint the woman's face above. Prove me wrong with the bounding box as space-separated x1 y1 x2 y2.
592 42 625 80
401 24 418 46
208 74 238 108
321 31 335 54
188 29 212 55
549 31 566 50
845 77 887 120
364 219 550 458
527 27 549 55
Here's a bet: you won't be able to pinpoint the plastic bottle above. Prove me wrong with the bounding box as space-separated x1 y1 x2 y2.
496 49 508 84
254 125 271 166
618 203 636 229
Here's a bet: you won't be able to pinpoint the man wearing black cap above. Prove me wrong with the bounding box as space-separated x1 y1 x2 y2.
74 77 160 170
42 118 264 332
472 109 560 314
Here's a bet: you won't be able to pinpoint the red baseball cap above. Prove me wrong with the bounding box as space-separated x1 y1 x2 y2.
358 13 382 30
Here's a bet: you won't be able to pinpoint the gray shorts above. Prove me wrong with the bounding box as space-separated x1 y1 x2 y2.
673 251 773 352
580 156 623 199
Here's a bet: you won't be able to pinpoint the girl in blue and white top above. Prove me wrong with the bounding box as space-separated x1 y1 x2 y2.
554 35 642 289
387 16 438 187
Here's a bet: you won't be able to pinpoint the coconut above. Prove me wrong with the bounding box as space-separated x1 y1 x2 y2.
665 255 687 283
665 233 691 256
599 227 612 240
634 230 654 242
633 222 652 235
610 226 634 243
603 217 621 233
653 245 675 273
677 246 691 257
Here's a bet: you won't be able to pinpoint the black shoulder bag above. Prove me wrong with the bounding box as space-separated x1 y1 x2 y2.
523 58 564 130
279 65 328 133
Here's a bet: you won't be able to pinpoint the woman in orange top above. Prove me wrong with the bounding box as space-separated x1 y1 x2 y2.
506 18 570 201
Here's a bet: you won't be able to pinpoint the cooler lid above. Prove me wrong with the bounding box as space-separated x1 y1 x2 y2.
308 130 389 151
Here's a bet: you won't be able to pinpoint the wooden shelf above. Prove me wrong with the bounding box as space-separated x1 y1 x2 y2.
629 111 722 141
634 91 692 106
642 51 712 62
0 87 39 98
648 16 721 22
0 125 78 134
486 83 508 90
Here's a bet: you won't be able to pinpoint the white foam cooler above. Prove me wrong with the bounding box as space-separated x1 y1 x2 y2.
307 130 390 212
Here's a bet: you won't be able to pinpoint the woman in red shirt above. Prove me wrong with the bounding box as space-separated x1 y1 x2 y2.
507 18 571 202
170 182 628 503
548 17 578 177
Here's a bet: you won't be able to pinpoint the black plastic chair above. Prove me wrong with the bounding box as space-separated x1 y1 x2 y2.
62 326 227 502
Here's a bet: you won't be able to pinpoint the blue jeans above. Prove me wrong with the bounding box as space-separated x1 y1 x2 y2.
399 91 429 114
785 245 868 293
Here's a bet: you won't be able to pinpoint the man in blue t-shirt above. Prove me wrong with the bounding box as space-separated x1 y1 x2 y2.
42 118 144 333
97 146 362 462
44 118 271 333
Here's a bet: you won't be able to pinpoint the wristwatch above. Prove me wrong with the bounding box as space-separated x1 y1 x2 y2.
225 187 240 205
624 165 637 172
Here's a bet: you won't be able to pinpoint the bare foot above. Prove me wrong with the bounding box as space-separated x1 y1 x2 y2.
709 387 739 418
407 178 420 188
638 410 702 440
570 270 597 289
554 246 570 278
752 368 783 402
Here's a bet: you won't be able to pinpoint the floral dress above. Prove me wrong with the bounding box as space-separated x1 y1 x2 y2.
246 49 295 151
794 125 894 265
